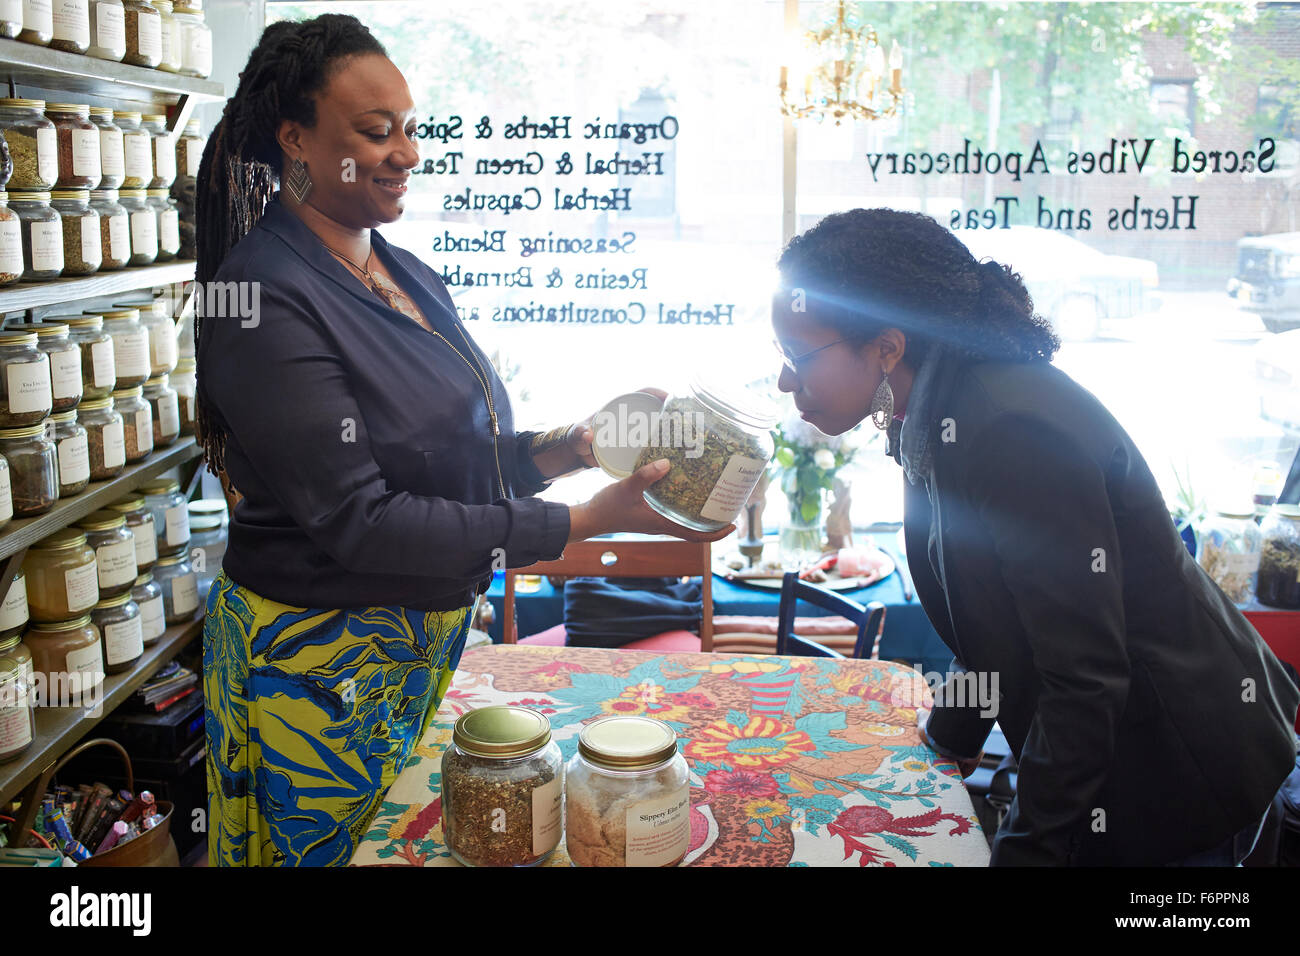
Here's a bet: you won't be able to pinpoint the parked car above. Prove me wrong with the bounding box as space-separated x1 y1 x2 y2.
1254 327 1300 431
1228 232 1300 333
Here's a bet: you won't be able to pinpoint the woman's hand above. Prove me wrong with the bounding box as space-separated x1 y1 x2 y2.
533 386 668 480
568 458 734 543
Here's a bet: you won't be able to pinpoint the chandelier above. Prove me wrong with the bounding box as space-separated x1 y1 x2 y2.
779 1 905 124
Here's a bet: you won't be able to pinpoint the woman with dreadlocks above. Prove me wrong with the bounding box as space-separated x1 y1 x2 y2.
771 208 1298 866
195 13 726 867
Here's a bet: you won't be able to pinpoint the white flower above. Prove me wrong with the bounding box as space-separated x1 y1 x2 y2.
814 448 836 470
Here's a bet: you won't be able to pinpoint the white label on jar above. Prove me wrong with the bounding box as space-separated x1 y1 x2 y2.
102 418 125 469
93 0 123 50
96 537 136 588
160 208 179 250
186 25 210 75
36 125 58 186
171 571 198 615
1 1 22 24
135 8 159 58
65 639 103 676
115 328 149 378
123 133 151 180
698 454 768 524
22 0 52 33
58 430 90 484
137 593 164 641
133 524 156 567
158 11 173 62
0 573 27 630
0 465 10 524
531 775 562 857
99 127 124 176
80 216 101 265
158 392 178 436
165 503 188 546
90 338 115 388
185 139 202 178
30 218 64 272
129 209 156 258
51 0 89 45
72 127 100 177
107 213 128 263
150 322 176 369
103 615 142 665
134 406 150 451
6 355 52 414
0 683 33 753
51 347 81 400
1220 551 1261 575
65 559 99 612
154 140 175 182
0 218 22 277
624 785 690 867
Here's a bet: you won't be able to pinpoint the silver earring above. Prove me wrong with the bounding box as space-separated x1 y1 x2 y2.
870 372 894 430
284 157 313 203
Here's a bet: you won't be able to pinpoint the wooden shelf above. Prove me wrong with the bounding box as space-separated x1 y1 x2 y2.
0 261 197 315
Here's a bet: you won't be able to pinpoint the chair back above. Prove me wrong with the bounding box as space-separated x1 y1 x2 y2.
776 572 886 659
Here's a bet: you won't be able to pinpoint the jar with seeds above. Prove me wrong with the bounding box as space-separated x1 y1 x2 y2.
122 0 160 67
0 330 52 428
49 0 90 52
111 384 152 462
89 108 123 188
115 112 151 190
46 104 100 189
77 396 125 479
11 191 62 279
17 0 52 44
0 423 57 516
51 189 100 275
0 192 22 285
118 188 155 264
0 99 58 190
87 0 126 60
31 321 82 412
89 188 128 269
57 314 115 400
48 410 90 496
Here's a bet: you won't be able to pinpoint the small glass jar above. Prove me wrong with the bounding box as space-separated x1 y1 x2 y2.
46 103 99 189
77 396 125 479
138 300 176 376
0 570 28 641
112 384 151 462
32 321 82 413
50 188 100 275
1197 505 1263 606
0 330 52 427
88 188 128 269
107 494 157 572
17 0 52 45
152 551 197 623
11 191 63 279
147 188 178 260
0 423 56 515
188 497 225 597
0 99 58 189
78 509 137 597
565 715 690 868
129 571 163 643
141 373 178 447
441 706 563 867
88 108 123 188
0 455 11 529
58 313 115 400
49 0 89 52
0 193 22 285
1257 504 1300 609
91 591 141 674
0 634 34 763
173 3 209 78
87 0 126 60
115 112 151 190
118 188 155 264
0 1 21 39
152 0 178 71
121 0 160 67
141 477 188 556
171 356 194 435
140 115 174 188
22 528 99 622
25 615 104 694
101 308 149 387
176 118 203 181
48 410 90 496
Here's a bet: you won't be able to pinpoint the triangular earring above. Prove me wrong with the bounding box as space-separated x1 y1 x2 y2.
284 157 313 204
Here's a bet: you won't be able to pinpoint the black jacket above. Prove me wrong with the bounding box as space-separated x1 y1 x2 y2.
199 197 570 611
890 358 1300 866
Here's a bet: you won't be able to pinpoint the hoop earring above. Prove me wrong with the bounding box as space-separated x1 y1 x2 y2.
284 157 313 204
870 371 894 430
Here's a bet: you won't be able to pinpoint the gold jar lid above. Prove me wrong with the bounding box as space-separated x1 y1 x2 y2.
144 374 169 387
103 309 140 322
78 397 113 412
28 614 94 633
78 509 127 532
578 716 679 770
112 386 143 400
94 591 133 610
183 119 200 135
46 103 90 116
30 322 70 339
0 424 49 440
174 357 195 373
88 107 116 120
146 189 170 199
0 633 21 654
140 478 179 496
31 528 89 552
118 190 147 201
64 314 104 328
114 111 142 123
50 189 90 202
0 330 38 348
141 114 167 125
8 192 51 203
452 705 552 759
133 572 155 587
0 98 46 110
154 553 188 568
49 411 77 424
108 494 146 512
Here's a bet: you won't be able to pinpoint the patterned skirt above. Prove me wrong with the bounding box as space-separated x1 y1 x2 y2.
203 569 473 866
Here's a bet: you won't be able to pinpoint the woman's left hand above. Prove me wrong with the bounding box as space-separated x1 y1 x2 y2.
536 386 667 479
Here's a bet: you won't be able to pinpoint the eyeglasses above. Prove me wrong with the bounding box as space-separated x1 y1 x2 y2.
774 337 849 376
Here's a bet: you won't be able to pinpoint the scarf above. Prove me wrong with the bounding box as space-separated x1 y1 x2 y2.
885 343 962 487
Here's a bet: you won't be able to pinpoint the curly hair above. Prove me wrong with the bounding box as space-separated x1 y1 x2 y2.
194 13 388 478
777 208 1060 367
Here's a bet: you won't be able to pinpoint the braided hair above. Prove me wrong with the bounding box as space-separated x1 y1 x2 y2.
777 208 1060 367
194 13 387 478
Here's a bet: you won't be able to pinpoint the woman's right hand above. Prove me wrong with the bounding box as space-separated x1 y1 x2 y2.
568 458 735 543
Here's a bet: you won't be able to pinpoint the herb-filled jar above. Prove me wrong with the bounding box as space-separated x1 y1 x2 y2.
147 188 178 260
130 571 163 643
112 384 151 462
46 104 99 189
0 423 56 515
17 0 52 45
88 108 123 188
78 510 137 597
176 118 202 180
51 188 100 275
116 112 151 190
77 397 124 479
188 497 225 596
1197 504 1263 606
152 551 197 623
566 715 690 868
173 3 209 78
0 455 11 528
49 0 89 52
139 301 176 376
26 615 103 694
121 0 160 67
0 634 34 763
89 188 128 269
141 115 174 188
0 330 52 427
87 0 125 60
141 477 187 556
118 188 155 264
0 99 58 189
0 193 22 285
22 528 99 622
12 191 63 279
91 591 141 674
101 308 149 387
153 0 177 71
0 570 27 641
60 314 115 400
1257 504 1300 609
107 494 156 571
49 410 90 496
441 705 563 867
0 1 20 38
33 321 82 412
141 374 178 447
171 356 194 435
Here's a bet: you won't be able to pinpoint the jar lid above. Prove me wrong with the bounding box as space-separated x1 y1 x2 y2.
46 104 90 115
0 424 48 439
452 705 552 759
78 509 127 532
112 386 143 400
591 390 669 480
94 591 133 610
49 411 77 424
144 374 169 386
188 498 225 529
0 98 45 110
141 114 167 125
154 553 188 567
184 119 201 135
1270 504 1300 521
114 111 141 123
0 633 21 654
578 716 679 770
64 314 104 327
90 189 120 202
119 189 147 199
50 189 90 202
103 309 140 321
133 572 155 586
174 357 195 372
9 192 51 203
88 107 116 119
31 528 88 551
108 494 146 512
146 189 169 199
0 330 38 347
30 321 70 338
140 478 179 496
691 375 779 430
153 0 172 9
175 4 203 15
28 615 94 632
77 397 112 411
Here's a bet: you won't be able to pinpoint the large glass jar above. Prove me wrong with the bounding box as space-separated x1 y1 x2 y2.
46 104 99 189
565 715 690 868
152 551 197 623
141 477 187 556
0 99 58 189
0 330 52 427
17 0 51 45
1197 505 1263 606
141 373 178 447
118 188 155 264
173 3 209 78
59 313 115 400
0 634 34 763
171 356 194 435
112 384 151 462
121 0 160 67
0 423 56 515
0 1 21 38
48 410 90 496
26 615 104 695
138 300 176 376
32 321 82 412
22 528 99 622
176 118 203 181
50 188 100 275
0 570 27 641
141 115 174 188
130 571 163 644
107 494 156 572
77 396 124 479
89 188 128 269
152 0 177 71
49 0 89 52
87 0 125 60
101 308 149 388
0 193 22 285
91 591 141 674
188 497 225 597
11 191 63 279
1257 504 1300 609
441 705 563 867
147 188 178 260
115 112 150 190
88 108 123 188
78 509 137 597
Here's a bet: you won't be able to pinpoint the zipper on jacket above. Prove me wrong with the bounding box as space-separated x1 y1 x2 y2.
426 325 507 500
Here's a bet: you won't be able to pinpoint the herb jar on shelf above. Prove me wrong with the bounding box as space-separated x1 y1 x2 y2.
0 423 56 516
171 356 195 435
0 571 27 641
141 115 175 189
88 108 123 188
142 374 178 447
0 193 22 285
25 615 104 694
0 330 52 428
58 314 115 400
176 118 203 181
0 2 21 38
153 0 178 71
77 396 125 479
91 591 142 674
141 477 188 556
89 188 129 269
147 188 179 260
122 0 161 67
32 321 82 413
112 384 152 462
51 188 100 276
107 494 157 572
441 705 563 867
17 0 52 45
22 528 100 622
1197 504 1263 606
0 100 58 189
46 104 100 190
139 300 177 376
152 551 198 623
118 188 156 264
0 634 34 764
130 571 164 644
1257 504 1300 609
78 510 138 598
101 308 150 388
49 0 90 52
173 3 210 78
49 410 90 497
88 0 126 60
11 191 63 280
116 112 151 190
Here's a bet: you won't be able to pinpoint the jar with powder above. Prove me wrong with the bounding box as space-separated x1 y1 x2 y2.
50 189 100 276
147 188 178 260
0 99 58 190
173 3 210 78
138 300 176 376
153 0 178 71
141 115 175 188
46 104 100 189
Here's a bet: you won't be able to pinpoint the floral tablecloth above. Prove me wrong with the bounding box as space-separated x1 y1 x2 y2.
350 644 991 867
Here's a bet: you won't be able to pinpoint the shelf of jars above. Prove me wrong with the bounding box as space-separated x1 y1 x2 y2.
0 260 195 314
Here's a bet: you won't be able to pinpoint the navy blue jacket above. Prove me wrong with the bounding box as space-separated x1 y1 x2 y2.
198 197 570 611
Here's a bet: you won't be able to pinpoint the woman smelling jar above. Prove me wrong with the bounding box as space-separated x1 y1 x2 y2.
89 108 124 188
26 616 104 694
0 192 23 286
23 528 99 622
152 551 197 623
0 330 52 428
51 189 101 276
112 384 152 462
89 188 129 269
49 410 90 497
77 396 125 479
142 373 179 447
141 478 188 556
118 188 156 264
11 191 63 280
101 308 149 388
107 494 157 572
87 0 126 61
46 104 100 190
58 314 115 400
0 100 58 190
32 321 82 413
130 571 164 643
0 424 57 516
91 591 142 674
78 510 137 598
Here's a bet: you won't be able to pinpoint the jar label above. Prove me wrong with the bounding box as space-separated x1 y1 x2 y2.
165 503 189 546
107 213 129 264
115 327 149 378
0 1 22 25
134 406 151 452
531 774 562 857
58 430 90 484
94 0 123 49
71 126 100 177
90 337 115 388
65 559 99 613
0 218 21 279
186 24 210 75
51 0 89 45
133 522 156 566
0 464 10 524
21 0 51 31
0 686 33 753
137 594 164 641
65 639 103 676
154 139 175 182
96 537 136 588
150 322 176 369
135 8 159 58
1220 551 1261 575
624 785 690 867
158 392 179 436
103 614 142 665
99 126 124 176
129 209 157 257
30 218 64 272
698 454 768 524
171 571 198 615
0 573 27 630
51 347 81 400
103 418 125 469
185 138 202 177
36 124 57 186
158 10 173 63
80 216 101 265
160 208 179 251
123 133 151 180
6 355 52 414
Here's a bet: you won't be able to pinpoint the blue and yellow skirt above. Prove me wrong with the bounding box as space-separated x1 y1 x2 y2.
202 569 473 866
